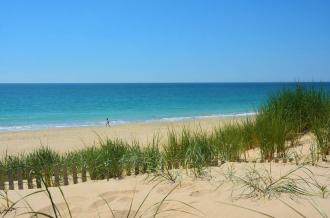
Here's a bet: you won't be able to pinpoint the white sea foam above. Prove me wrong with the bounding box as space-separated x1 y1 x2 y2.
156 112 256 123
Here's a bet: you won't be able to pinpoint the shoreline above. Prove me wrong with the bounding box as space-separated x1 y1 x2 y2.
0 116 249 155
0 112 256 133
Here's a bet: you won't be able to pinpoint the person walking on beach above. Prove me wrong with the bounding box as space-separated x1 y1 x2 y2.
106 118 110 127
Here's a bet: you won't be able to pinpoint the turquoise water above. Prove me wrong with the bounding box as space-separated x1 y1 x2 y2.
1 83 329 131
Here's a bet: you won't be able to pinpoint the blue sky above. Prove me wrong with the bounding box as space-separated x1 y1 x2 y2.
0 0 330 83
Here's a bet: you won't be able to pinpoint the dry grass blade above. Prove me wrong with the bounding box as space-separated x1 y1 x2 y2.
19 211 55 218
152 183 179 217
126 183 137 218
165 199 205 217
217 201 274 218
155 208 204 217
58 186 72 218
100 196 115 218
308 199 328 218
139 184 180 217
154 184 179 217
40 176 59 218
3 190 45 217
13 191 38 218
133 180 163 218
279 199 307 218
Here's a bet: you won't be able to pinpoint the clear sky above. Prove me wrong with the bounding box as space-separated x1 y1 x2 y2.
1 0 330 83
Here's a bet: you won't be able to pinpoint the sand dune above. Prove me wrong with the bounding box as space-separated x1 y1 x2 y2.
3 161 330 218
1 117 330 217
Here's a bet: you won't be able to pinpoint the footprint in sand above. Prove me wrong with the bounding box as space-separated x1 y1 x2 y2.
189 189 212 197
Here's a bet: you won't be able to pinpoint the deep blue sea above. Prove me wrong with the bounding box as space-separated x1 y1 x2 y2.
1 83 329 132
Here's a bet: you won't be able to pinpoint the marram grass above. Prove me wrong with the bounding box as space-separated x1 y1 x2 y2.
1 84 330 180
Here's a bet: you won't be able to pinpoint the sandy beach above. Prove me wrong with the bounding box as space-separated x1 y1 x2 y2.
1 116 330 218
0 117 244 155
2 0 330 216
1 86 330 218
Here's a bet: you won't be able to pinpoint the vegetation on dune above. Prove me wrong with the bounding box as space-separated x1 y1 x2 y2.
0 84 330 182
262 85 330 133
211 124 244 162
254 111 291 160
312 119 330 161
255 85 330 160
1 84 330 218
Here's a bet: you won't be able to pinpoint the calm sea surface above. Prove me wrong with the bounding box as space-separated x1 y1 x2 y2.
1 83 329 131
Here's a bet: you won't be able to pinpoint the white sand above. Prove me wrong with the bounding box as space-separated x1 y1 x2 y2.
3 162 330 218
1 117 330 217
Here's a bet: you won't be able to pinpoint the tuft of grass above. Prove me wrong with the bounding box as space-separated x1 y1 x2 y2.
122 140 143 176
185 128 214 176
163 128 188 169
312 119 330 161
231 165 316 199
254 111 292 160
261 85 330 133
141 135 162 174
211 124 244 162
254 84 330 160
98 138 129 178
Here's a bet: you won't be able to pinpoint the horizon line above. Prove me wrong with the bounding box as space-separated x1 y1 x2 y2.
0 81 330 85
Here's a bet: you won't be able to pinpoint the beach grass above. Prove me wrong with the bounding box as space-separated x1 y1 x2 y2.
211 123 243 162
1 84 330 218
312 118 330 161
1 84 330 183
254 84 330 160
259 84 330 133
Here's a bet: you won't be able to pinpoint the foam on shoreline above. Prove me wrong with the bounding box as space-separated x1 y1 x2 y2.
0 112 256 132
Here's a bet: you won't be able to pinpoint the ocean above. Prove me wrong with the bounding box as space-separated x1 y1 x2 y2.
1 83 329 132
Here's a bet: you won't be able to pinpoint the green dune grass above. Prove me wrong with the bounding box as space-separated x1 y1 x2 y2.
1 85 330 180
